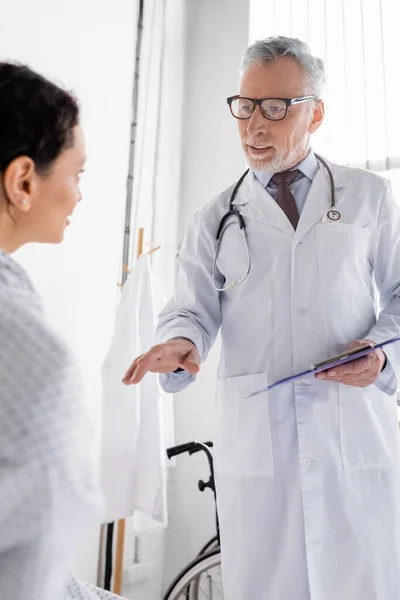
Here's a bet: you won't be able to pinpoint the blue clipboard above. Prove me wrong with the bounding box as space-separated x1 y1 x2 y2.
247 335 400 398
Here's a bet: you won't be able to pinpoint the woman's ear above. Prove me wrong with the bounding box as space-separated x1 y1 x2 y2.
3 156 37 212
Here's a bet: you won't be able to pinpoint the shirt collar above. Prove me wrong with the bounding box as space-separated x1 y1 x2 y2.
253 148 319 188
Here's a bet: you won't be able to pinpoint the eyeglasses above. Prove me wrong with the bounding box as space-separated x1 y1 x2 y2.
227 95 318 121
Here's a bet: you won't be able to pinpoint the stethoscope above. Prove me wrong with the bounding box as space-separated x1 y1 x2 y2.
212 153 340 291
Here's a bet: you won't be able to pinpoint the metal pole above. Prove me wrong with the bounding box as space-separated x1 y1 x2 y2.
121 0 145 285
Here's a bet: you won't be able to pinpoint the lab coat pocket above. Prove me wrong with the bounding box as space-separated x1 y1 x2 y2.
315 223 372 296
214 372 274 477
339 384 400 470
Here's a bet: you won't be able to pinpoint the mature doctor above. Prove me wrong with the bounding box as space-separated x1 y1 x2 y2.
124 36 400 599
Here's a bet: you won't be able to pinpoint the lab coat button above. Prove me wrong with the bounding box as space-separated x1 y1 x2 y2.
298 309 306 315
303 459 311 466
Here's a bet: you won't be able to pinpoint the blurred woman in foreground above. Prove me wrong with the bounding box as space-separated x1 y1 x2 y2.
0 62 122 600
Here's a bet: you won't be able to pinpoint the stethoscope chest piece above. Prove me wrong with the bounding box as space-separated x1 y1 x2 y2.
327 209 341 222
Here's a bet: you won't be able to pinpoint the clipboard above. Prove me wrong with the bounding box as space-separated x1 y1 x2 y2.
247 335 400 398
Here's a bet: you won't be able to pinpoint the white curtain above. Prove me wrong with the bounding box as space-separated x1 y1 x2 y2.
249 0 400 172
131 0 185 299
105 0 186 597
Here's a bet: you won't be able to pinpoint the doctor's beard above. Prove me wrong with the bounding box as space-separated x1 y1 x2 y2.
244 137 310 173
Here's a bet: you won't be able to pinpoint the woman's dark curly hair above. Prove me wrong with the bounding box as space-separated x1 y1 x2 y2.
0 62 79 176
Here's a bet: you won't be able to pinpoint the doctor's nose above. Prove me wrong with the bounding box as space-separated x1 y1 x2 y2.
246 105 270 137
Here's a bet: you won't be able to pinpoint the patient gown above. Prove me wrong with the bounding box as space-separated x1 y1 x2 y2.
0 249 124 600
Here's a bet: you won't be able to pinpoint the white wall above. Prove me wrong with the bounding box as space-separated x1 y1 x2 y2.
162 0 251 588
0 0 135 584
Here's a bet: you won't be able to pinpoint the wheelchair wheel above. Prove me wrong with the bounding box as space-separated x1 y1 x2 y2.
197 535 219 556
163 550 223 600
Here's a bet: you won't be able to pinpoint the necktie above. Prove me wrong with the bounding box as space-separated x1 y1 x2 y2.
271 169 300 230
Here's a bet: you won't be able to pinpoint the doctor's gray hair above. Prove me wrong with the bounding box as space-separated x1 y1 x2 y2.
242 36 326 98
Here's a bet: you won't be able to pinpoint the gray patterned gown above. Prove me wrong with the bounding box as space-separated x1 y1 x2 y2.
0 250 122 600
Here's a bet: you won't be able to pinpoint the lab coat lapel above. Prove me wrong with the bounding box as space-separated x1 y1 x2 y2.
294 160 351 243
231 171 295 236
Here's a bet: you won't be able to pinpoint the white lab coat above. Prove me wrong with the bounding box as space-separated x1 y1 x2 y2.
101 254 171 529
156 158 400 600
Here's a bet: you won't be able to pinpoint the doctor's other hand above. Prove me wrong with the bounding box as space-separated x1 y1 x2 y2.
122 338 200 385
315 339 386 387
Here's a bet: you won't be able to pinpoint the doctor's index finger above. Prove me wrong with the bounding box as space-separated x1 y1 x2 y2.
132 343 177 375
122 359 140 383
130 348 161 371
126 352 160 384
123 351 154 384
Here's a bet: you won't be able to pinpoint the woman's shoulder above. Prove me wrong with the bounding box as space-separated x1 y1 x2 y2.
0 283 85 463
0 287 67 354
0 288 80 413
0 252 45 326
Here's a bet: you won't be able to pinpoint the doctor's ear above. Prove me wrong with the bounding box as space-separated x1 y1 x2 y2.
3 156 37 212
308 99 325 134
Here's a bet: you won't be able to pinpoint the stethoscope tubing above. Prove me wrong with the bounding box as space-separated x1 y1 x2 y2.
212 155 339 290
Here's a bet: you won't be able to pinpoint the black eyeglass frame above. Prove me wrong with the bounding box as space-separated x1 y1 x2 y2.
227 95 319 121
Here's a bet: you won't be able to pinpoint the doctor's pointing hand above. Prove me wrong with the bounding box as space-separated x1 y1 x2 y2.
123 338 200 384
124 35 400 600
